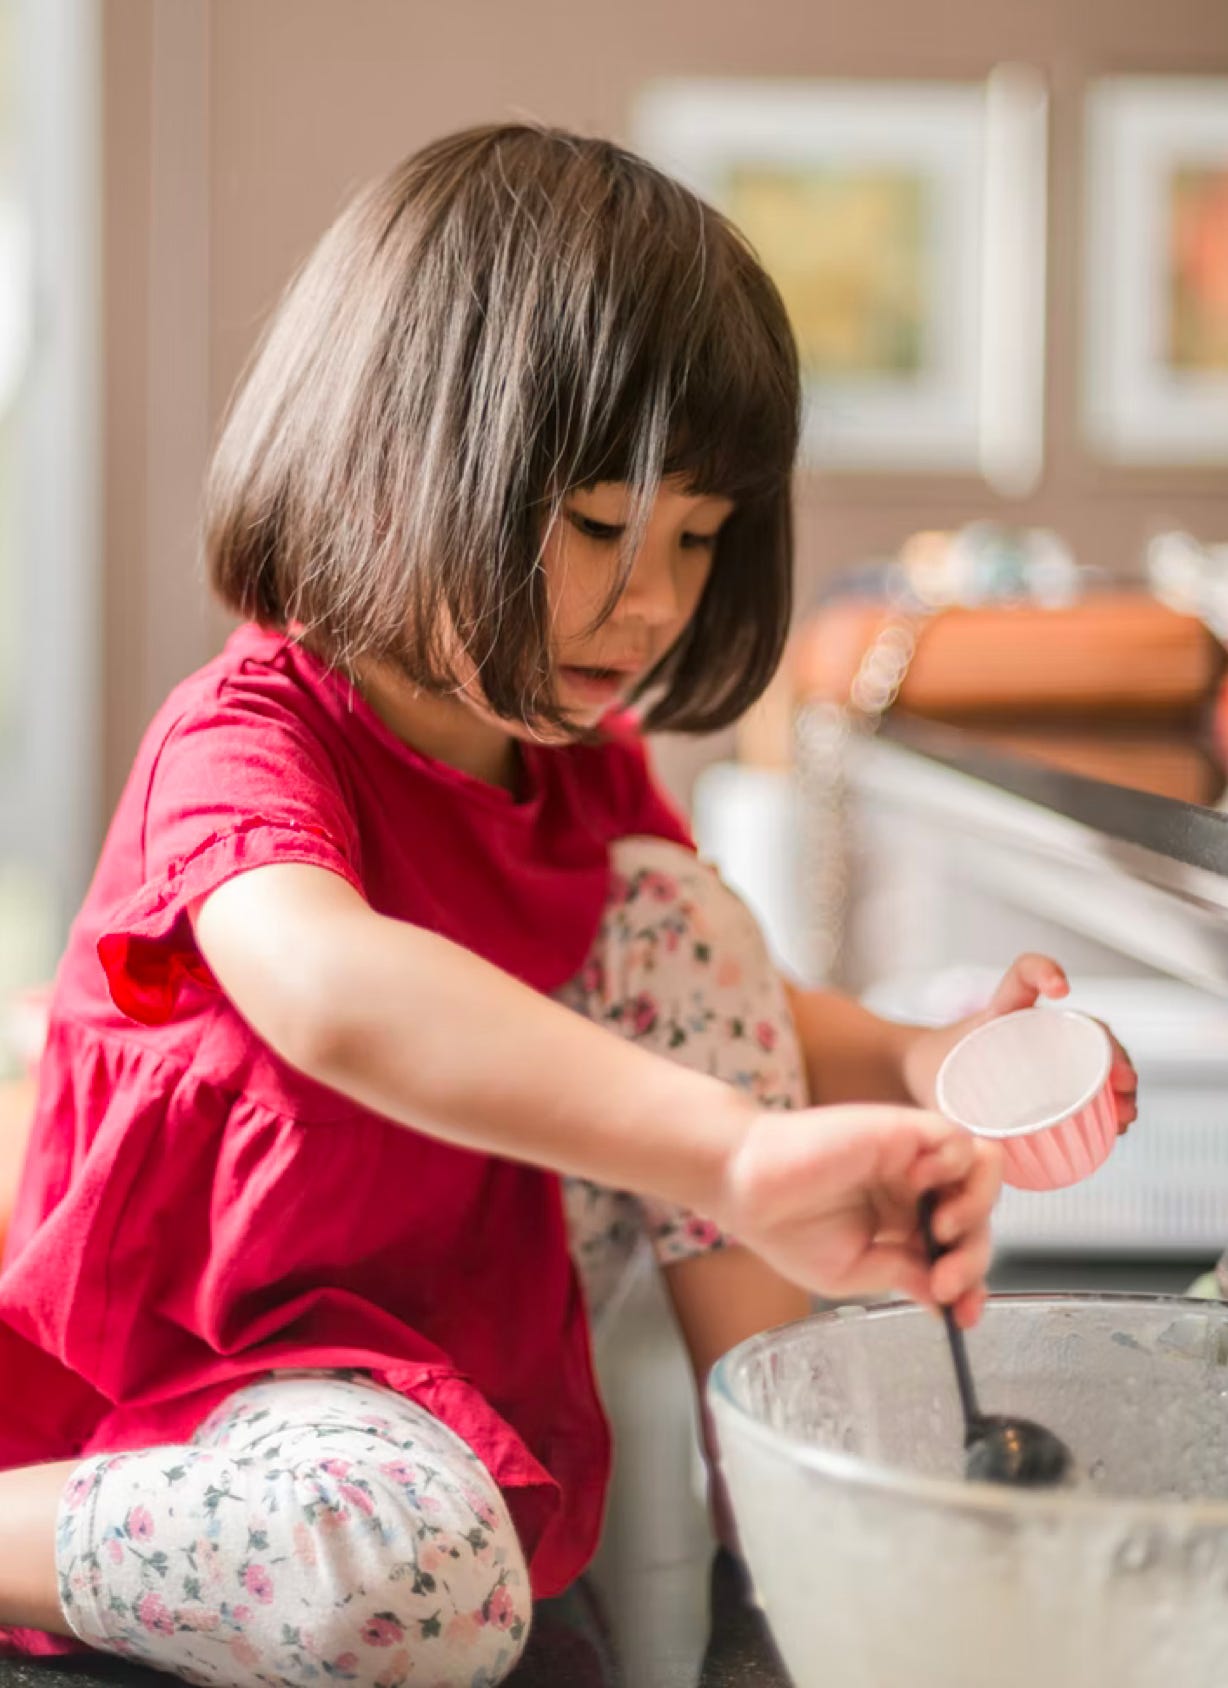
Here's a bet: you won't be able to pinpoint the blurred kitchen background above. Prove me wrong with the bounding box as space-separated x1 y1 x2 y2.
1 1 1228 1678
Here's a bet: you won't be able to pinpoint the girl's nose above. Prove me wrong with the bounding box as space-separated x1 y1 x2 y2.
619 545 680 627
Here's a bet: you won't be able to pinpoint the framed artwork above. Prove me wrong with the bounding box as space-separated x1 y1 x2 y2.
635 71 1048 492
1083 77 1228 467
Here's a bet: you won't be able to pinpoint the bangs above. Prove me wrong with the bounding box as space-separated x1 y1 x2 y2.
551 190 799 509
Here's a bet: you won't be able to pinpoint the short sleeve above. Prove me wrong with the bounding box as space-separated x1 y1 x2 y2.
97 684 364 1026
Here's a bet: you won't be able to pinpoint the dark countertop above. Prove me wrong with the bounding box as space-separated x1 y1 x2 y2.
0 1554 789 1688
881 714 1228 879
509 1553 788 1686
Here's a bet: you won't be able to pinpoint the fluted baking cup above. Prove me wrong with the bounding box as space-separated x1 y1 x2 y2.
936 1008 1116 1191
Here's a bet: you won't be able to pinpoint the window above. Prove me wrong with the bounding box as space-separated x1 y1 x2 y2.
0 0 99 1074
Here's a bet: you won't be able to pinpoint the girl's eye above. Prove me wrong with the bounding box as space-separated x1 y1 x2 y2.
570 513 625 543
566 511 724 548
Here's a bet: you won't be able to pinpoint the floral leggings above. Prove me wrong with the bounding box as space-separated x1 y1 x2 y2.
55 840 806 1688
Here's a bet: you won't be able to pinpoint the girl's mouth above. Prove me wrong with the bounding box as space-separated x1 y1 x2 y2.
558 665 636 706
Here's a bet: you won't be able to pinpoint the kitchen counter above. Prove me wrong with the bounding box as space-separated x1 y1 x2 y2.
882 715 1228 878
0 1553 789 1688
838 714 1228 994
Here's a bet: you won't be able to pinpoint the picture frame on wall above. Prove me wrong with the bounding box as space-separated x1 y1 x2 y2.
635 70 1049 494
1083 77 1228 468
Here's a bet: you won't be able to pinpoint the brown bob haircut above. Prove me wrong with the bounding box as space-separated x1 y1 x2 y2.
206 123 800 733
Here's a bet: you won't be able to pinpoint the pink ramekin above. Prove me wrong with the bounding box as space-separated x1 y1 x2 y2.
935 1007 1117 1191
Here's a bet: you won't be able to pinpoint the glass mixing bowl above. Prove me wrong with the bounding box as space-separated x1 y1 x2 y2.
709 1295 1228 1688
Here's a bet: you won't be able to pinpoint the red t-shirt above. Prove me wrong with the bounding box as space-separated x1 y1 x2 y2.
0 624 692 1653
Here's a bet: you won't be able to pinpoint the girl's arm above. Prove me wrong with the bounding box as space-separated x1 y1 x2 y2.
193 862 999 1317
783 986 914 1105
787 963 1139 1130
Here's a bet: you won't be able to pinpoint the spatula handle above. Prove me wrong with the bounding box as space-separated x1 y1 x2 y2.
918 1190 984 1432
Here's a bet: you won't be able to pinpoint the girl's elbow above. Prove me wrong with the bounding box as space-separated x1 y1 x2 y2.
249 974 356 1084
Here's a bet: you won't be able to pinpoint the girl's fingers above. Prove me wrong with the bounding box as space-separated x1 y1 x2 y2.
908 1131 979 1196
951 1284 989 1330
1096 1025 1137 1095
986 954 1069 1017
928 1151 1002 1246
929 1228 992 1308
904 1138 997 1312
831 1242 932 1305
1100 1028 1138 1135
1112 1072 1137 1130
1107 1034 1137 1089
909 1131 1002 1206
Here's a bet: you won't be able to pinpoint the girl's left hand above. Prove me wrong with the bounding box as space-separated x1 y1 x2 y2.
901 954 1139 1135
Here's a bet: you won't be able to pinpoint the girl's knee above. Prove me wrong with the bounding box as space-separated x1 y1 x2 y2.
612 831 750 920
606 836 776 989
609 836 721 912
291 1454 531 1684
594 838 806 1108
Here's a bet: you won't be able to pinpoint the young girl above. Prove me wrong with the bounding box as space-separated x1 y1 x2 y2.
0 125 1134 1688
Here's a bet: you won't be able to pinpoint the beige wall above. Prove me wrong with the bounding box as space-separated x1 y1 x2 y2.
103 0 1228 818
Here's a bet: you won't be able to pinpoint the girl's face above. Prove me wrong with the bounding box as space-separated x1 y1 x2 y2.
543 478 734 726
357 479 733 789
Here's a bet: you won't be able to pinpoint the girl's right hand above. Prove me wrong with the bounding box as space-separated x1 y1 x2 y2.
718 1105 1001 1329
